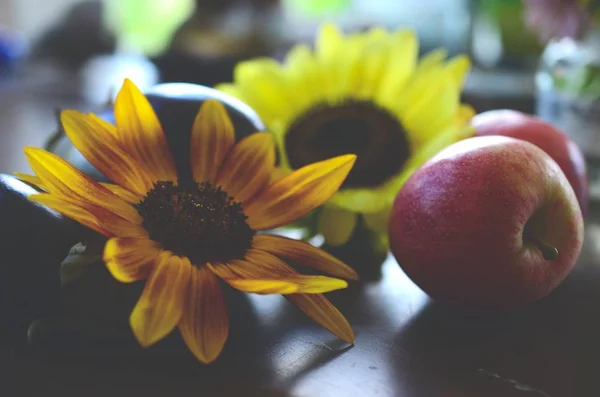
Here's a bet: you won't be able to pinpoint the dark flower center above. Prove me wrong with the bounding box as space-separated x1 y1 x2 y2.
136 181 254 266
285 100 410 188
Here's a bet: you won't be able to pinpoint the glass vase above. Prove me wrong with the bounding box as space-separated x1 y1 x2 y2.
535 28 600 200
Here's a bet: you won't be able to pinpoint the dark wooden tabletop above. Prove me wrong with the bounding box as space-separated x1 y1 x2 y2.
1 71 599 397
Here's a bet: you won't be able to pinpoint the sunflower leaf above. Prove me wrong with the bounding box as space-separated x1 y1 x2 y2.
59 238 104 286
42 239 144 344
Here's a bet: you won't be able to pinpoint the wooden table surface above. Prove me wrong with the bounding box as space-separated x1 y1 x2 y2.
1 72 600 397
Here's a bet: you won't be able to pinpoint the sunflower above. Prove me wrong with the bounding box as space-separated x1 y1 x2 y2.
217 23 475 247
16 79 358 364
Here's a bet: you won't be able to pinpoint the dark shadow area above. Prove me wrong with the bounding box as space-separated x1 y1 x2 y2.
387 261 600 397
3 280 279 397
0 175 83 347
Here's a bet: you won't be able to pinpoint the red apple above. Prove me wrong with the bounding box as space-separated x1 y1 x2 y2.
473 109 588 215
388 136 584 312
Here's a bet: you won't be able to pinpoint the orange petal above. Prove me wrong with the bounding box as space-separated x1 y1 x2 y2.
103 237 162 282
244 154 356 230
114 79 178 184
208 250 348 295
215 132 275 204
252 235 358 280
130 252 192 347
24 147 142 224
100 183 143 205
37 194 147 238
287 294 355 343
190 100 236 183
210 248 295 278
60 110 154 196
15 172 142 204
89 206 147 237
270 167 291 183
29 193 110 236
88 113 118 137
180 266 229 364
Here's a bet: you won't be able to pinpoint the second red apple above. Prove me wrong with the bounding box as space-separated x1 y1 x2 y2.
473 110 588 215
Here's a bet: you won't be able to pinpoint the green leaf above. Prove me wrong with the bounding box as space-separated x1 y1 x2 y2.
35 239 145 343
59 240 102 286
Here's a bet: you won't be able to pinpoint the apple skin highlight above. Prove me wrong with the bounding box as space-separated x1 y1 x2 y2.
389 136 584 312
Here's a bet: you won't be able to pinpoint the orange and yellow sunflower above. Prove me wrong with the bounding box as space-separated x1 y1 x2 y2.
17 79 358 363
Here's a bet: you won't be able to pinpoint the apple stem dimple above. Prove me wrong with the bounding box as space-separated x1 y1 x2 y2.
530 237 559 261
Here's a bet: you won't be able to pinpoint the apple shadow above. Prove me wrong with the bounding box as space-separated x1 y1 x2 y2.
386 263 600 397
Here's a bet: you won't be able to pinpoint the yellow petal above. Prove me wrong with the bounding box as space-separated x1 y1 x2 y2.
209 251 348 295
286 294 354 344
103 237 162 282
402 71 456 132
180 266 228 364
316 23 344 62
24 147 141 224
60 110 154 196
190 100 236 183
282 45 323 110
114 79 177 184
287 276 347 294
252 235 358 280
214 274 346 295
216 133 275 203
220 278 300 294
245 154 357 230
317 206 357 247
352 31 392 99
315 23 345 97
14 173 45 191
232 60 297 123
417 48 448 72
445 55 471 89
29 193 110 236
130 252 191 347
214 83 241 98
376 30 418 105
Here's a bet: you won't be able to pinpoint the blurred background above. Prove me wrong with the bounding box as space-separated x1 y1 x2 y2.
0 0 595 177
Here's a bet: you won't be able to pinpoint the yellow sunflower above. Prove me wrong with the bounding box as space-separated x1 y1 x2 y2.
16 79 358 364
217 23 475 246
